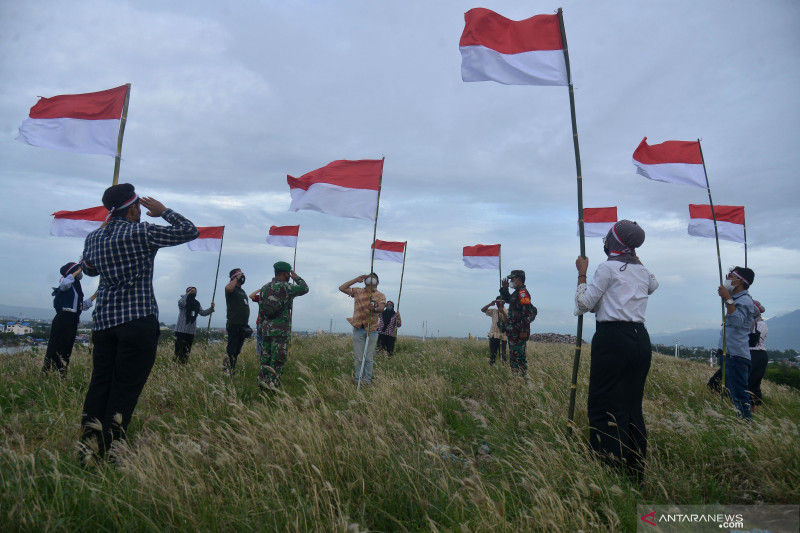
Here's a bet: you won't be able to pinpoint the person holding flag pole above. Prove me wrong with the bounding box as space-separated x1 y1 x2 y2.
372 240 406 357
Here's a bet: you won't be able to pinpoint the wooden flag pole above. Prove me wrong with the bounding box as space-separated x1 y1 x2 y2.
698 140 728 389
293 245 298 271
206 227 225 341
357 157 385 391
559 8 587 434
112 83 131 186
397 241 407 312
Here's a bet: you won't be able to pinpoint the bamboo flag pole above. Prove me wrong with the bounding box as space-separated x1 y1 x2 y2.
112 83 131 186
357 157 385 391
498 244 502 288
698 140 728 389
396 241 408 312
743 211 748 268
206 227 225 341
559 8 587 434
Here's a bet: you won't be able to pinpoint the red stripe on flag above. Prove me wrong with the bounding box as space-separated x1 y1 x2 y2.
632 137 702 165
197 226 224 239
463 244 500 257
287 159 383 191
52 206 107 221
28 85 128 120
269 225 300 236
372 239 405 253
459 9 563 53
583 207 618 223
689 205 745 225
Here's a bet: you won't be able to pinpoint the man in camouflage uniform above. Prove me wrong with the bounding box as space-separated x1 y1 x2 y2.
498 269 538 377
258 261 309 389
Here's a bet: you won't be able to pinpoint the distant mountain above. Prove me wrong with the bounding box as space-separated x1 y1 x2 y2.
651 309 800 351
0 304 55 322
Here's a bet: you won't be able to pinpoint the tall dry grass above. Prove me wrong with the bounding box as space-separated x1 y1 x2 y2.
1 335 798 531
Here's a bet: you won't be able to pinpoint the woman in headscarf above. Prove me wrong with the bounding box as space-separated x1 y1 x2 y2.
747 300 769 410
574 220 659 483
174 286 215 363
376 301 402 357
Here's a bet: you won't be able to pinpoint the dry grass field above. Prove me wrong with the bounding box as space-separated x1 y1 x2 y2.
1 335 798 531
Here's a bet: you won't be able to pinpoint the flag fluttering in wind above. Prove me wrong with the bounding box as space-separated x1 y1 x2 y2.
463 244 500 269
17 85 128 156
188 226 224 252
287 159 384 221
50 206 107 237
632 137 705 188
688 204 745 243
372 239 406 263
459 8 568 86
266 225 300 248
580 207 618 237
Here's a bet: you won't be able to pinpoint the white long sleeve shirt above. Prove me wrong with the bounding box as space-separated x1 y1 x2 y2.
575 261 658 323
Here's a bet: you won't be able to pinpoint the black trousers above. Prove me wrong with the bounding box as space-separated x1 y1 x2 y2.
42 311 80 375
174 332 195 364
748 349 768 406
489 338 507 365
81 315 160 456
377 334 397 356
225 324 248 371
588 321 651 480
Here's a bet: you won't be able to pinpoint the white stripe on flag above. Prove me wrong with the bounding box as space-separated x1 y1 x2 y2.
187 238 222 252
266 234 298 248
17 117 120 157
373 249 404 263
688 219 745 244
50 218 102 237
460 46 567 86
463 256 500 270
633 160 706 189
579 221 615 238
289 183 378 221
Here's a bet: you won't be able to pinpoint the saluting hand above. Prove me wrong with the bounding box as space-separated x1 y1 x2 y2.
140 197 167 218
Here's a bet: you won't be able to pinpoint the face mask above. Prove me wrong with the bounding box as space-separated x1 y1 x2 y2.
723 278 736 291
364 276 377 286
73 272 83 281
386 304 394 311
603 244 610 257
239 275 245 285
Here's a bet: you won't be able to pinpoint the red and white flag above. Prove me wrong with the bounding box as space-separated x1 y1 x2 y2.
372 239 406 263
688 205 745 244
16 85 128 157
50 206 107 237
579 207 618 237
463 244 500 269
266 225 300 248
287 159 383 221
188 226 224 252
460 8 568 86
632 137 706 189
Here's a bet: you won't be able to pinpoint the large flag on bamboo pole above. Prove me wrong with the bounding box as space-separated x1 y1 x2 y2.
632 137 705 188
50 206 107 237
287 159 384 221
688 205 745 243
187 226 224 252
579 207 617 237
460 8 568 86
17 85 129 156
267 225 300 247
372 240 406 263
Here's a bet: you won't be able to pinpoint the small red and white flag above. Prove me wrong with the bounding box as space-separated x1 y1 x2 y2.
266 225 300 248
50 206 107 237
688 205 745 244
17 85 128 157
580 207 618 237
460 8 568 86
287 159 383 221
188 226 224 252
632 137 706 189
372 239 406 263
463 244 500 269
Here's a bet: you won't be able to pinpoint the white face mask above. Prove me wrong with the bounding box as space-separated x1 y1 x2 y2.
723 278 736 291
364 276 377 286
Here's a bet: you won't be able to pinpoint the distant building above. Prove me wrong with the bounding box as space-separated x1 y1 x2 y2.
5 321 33 335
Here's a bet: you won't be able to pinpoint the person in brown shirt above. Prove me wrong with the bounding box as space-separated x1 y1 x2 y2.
339 273 386 385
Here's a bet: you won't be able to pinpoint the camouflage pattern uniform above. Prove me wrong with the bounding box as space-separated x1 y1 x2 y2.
258 276 309 387
499 277 538 376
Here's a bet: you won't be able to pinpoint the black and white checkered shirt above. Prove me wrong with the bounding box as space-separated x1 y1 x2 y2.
82 209 198 331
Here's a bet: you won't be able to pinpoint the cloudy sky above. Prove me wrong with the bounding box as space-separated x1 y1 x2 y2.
1 1 798 341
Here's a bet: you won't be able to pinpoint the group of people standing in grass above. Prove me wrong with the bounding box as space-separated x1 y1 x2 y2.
42 182 768 480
